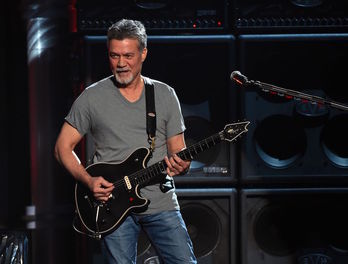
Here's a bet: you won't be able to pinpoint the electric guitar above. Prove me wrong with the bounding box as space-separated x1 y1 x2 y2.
74 121 250 237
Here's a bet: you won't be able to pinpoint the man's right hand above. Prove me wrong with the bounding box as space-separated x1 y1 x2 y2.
87 176 115 202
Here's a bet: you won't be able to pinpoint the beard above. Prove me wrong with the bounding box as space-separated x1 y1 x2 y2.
114 71 134 85
113 68 141 86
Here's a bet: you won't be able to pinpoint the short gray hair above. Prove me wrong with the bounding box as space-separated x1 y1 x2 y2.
107 19 147 51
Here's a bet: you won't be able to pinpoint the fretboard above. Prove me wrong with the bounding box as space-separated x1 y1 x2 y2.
129 131 223 186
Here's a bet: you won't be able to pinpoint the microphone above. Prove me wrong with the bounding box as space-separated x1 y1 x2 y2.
230 71 249 85
229 71 348 111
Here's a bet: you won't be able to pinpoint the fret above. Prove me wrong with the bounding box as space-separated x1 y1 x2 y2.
131 172 138 183
156 165 161 174
135 174 143 184
147 167 154 178
202 140 207 149
188 150 194 159
199 143 204 152
159 161 166 172
134 170 147 184
193 145 199 154
178 151 185 160
151 166 158 176
153 164 161 175
204 139 209 149
133 177 138 185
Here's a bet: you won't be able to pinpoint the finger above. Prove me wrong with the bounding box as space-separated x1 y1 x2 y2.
170 156 184 172
172 153 184 163
169 159 180 175
103 181 114 188
103 185 114 192
98 187 114 197
94 193 108 200
169 157 178 168
98 181 114 191
164 157 174 175
166 167 175 177
99 177 114 188
172 154 186 171
96 196 108 202
164 156 170 165
179 158 191 171
93 184 109 195
94 192 113 202
164 156 174 170
95 191 113 200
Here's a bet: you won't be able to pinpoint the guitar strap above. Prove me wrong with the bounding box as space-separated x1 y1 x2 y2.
144 79 174 192
145 79 156 154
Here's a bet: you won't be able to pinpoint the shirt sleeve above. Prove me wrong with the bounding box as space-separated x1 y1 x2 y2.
65 90 91 136
166 87 186 139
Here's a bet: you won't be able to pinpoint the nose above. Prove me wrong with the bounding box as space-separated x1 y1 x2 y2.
117 56 126 67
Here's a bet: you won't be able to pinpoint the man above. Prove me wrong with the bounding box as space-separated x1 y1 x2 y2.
54 19 197 263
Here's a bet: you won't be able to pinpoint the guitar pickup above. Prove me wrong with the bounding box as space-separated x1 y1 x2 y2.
124 176 132 190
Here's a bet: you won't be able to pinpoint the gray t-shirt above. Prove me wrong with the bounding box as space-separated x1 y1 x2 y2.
65 76 186 214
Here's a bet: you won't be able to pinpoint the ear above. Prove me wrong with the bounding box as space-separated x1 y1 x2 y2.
141 48 148 62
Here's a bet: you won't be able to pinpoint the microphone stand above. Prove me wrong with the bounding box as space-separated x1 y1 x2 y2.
245 79 348 112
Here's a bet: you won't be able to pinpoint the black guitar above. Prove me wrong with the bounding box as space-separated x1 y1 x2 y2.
74 121 250 237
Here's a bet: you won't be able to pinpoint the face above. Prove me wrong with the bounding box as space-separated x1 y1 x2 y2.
108 38 147 86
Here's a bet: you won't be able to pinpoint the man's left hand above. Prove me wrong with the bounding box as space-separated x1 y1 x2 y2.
164 154 190 177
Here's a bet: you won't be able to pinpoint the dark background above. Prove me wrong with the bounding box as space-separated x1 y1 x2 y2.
1 0 348 263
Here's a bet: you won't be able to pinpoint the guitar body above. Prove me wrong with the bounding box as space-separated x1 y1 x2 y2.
75 147 152 236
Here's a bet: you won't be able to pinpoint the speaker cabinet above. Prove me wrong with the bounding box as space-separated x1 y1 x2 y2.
76 0 230 34
83 35 237 187
238 34 348 184
137 188 237 264
240 188 348 264
89 188 236 264
233 0 348 33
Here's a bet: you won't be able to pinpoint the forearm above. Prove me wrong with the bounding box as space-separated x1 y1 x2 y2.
55 145 92 187
166 134 191 176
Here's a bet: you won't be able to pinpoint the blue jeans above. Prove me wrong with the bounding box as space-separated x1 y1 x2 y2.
101 210 197 264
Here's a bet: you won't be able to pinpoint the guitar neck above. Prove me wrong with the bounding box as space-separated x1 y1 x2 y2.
130 131 223 185
177 132 223 161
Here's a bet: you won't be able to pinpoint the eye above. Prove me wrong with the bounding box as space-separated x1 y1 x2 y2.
110 53 119 59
